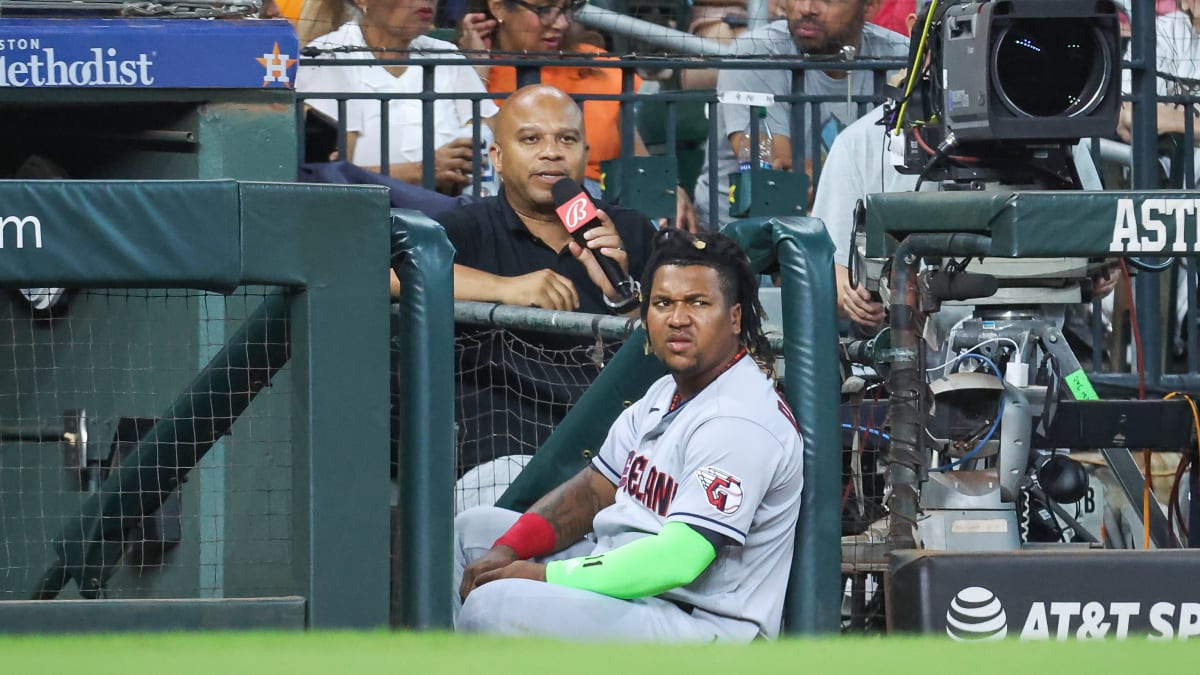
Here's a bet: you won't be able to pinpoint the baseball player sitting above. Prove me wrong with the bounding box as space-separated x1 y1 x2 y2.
453 228 804 642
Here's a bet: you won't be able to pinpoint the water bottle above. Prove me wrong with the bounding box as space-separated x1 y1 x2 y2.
737 106 773 173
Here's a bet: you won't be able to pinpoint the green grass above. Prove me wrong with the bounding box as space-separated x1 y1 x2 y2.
1 632 1198 674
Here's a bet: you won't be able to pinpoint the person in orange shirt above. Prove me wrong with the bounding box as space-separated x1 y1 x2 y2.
458 0 695 229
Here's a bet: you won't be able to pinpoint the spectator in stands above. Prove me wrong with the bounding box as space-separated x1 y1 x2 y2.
456 0 694 228
693 0 908 230
432 84 658 484
296 0 498 195
1117 0 1200 148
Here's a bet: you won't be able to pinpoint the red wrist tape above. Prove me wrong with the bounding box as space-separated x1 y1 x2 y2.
493 512 556 560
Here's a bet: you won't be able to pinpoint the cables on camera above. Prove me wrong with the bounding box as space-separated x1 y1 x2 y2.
914 130 965 192
892 0 940 134
928 352 1006 471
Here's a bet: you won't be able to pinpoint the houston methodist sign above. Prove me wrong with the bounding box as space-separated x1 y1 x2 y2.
0 18 297 89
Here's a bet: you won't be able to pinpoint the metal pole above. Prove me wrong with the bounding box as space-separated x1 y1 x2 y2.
884 234 991 551
791 68 805 184
620 67 637 200
707 100 720 228
1130 0 1163 383
575 5 733 56
421 66 437 192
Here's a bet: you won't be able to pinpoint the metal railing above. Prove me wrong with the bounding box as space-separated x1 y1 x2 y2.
296 53 903 219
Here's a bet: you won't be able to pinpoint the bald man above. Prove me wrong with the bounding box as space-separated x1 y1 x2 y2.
436 84 657 314
433 85 659 477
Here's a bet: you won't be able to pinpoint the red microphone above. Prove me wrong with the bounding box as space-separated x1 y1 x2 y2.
550 179 635 302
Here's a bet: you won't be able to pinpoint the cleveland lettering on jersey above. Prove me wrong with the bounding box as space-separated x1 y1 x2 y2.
617 451 679 517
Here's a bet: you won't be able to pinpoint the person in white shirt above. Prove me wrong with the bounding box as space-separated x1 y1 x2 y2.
297 0 498 195
1117 0 1200 147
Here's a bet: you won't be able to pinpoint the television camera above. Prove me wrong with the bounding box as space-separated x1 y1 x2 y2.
842 0 1138 556
890 0 1120 189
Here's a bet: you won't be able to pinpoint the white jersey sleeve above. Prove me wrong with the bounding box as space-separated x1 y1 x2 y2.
665 417 785 546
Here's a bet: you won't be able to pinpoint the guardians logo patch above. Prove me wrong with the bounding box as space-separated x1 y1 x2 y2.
697 466 743 515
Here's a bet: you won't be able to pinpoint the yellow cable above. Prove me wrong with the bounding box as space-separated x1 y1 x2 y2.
1142 447 1151 549
893 0 939 135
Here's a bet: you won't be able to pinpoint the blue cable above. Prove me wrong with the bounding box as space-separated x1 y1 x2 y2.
930 353 1005 472
841 424 891 440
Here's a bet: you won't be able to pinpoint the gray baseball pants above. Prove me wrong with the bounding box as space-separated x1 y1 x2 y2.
452 506 759 643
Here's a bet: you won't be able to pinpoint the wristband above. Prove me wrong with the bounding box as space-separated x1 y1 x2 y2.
493 512 556 560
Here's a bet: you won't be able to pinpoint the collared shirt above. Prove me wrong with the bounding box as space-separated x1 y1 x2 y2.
437 188 657 315
296 22 497 167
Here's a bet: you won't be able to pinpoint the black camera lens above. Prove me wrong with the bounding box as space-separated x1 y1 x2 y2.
992 18 1112 118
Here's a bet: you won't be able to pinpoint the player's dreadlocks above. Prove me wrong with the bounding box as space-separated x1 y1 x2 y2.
639 228 775 375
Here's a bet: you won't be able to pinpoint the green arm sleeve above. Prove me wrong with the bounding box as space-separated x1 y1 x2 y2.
543 522 717 600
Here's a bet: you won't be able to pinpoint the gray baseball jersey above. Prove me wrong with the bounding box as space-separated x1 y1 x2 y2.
590 353 804 639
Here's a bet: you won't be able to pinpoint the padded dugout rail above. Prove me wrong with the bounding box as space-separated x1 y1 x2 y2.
865 190 1200 258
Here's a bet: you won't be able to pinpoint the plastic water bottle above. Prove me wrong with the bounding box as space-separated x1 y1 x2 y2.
737 106 774 173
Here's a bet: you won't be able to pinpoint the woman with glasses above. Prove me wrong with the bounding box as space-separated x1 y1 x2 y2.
296 0 499 195
457 0 650 198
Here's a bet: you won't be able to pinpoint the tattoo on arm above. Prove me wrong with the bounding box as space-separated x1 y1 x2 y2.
530 466 617 550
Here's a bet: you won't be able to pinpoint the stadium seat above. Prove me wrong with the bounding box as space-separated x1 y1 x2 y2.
635 88 712 196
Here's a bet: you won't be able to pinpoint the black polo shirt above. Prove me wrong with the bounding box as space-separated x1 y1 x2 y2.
436 190 658 475
436 188 657 315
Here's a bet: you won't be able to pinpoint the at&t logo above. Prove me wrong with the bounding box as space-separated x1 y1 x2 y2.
946 586 1008 641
